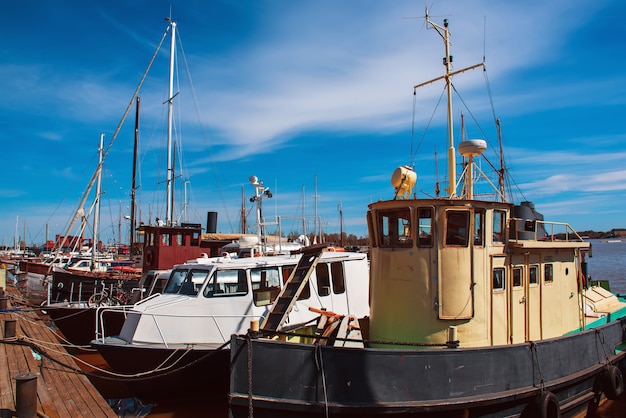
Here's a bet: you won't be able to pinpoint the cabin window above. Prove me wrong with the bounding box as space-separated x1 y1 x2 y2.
316 263 331 297
282 265 310 300
493 210 506 243
204 269 248 298
529 265 538 285
418 208 433 247
544 264 554 284
378 209 413 248
474 209 484 246
513 267 522 287
282 265 294 283
161 233 171 246
192 231 200 245
165 269 208 296
176 234 183 246
367 212 376 248
251 267 282 306
330 262 346 294
148 232 155 246
445 211 469 247
492 267 506 290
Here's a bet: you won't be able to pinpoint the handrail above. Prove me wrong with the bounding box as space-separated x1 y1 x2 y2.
508 217 585 242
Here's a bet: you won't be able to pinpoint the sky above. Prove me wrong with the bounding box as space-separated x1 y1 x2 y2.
1 0 625 248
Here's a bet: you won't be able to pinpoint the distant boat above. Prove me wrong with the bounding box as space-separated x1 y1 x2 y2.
229 12 626 418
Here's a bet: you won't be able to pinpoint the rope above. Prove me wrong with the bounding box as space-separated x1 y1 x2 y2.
246 333 254 418
530 342 546 391
1 334 230 382
594 328 611 367
314 345 330 418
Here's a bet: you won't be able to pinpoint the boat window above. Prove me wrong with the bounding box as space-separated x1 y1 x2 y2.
513 267 522 287
445 211 469 247
418 208 433 247
529 265 538 285
165 269 208 296
474 209 484 246
251 266 282 306
544 264 554 284
282 265 310 300
204 269 247 297
176 234 183 246
161 233 171 246
493 210 506 243
192 231 200 246
367 212 376 248
378 208 413 248
492 267 505 290
316 263 331 297
330 262 346 294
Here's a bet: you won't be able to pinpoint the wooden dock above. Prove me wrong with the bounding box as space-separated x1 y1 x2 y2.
1 285 116 418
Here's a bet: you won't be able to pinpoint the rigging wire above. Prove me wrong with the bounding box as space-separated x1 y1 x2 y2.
176 30 237 233
410 85 447 166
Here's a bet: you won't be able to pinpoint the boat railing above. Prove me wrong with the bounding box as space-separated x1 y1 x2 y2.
94 304 137 340
134 292 162 306
509 217 585 242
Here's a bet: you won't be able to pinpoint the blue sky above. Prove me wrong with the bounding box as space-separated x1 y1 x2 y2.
2 0 625 247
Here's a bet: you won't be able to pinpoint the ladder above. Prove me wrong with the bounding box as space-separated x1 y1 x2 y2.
260 244 327 332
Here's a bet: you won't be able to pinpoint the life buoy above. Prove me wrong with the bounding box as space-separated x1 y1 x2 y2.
602 365 624 400
145 250 154 267
524 391 560 418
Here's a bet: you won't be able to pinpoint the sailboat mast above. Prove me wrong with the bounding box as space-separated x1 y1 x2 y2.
92 133 104 271
496 118 507 202
130 97 139 251
165 19 176 225
241 185 246 234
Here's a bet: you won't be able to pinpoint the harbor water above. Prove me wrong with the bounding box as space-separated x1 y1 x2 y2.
586 239 626 294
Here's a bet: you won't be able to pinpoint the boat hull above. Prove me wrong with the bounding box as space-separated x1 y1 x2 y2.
92 339 230 402
229 317 626 417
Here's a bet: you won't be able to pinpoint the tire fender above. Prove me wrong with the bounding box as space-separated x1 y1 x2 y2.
602 365 624 401
524 391 561 418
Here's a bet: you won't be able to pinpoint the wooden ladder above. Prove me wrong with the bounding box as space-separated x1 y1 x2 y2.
260 244 327 332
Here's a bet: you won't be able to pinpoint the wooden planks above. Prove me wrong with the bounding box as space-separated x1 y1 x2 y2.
1 285 116 418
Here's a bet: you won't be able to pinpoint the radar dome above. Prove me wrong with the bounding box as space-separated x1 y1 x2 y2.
459 139 487 157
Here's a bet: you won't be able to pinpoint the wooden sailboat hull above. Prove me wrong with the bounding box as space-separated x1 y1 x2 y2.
229 316 626 417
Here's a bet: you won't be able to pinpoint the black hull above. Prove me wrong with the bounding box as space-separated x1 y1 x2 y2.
230 317 626 417
44 306 127 345
92 340 230 402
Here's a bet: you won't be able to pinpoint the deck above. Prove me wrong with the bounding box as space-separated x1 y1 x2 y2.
1 284 116 418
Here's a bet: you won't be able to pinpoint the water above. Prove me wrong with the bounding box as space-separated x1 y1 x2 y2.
586 239 626 294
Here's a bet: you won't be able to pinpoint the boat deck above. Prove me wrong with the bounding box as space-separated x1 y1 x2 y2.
0 284 116 418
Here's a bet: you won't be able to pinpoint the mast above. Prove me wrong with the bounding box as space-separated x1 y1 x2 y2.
241 185 246 234
92 133 104 271
422 14 458 197
496 118 507 202
416 13 484 199
338 201 343 247
165 19 176 225
130 97 139 252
